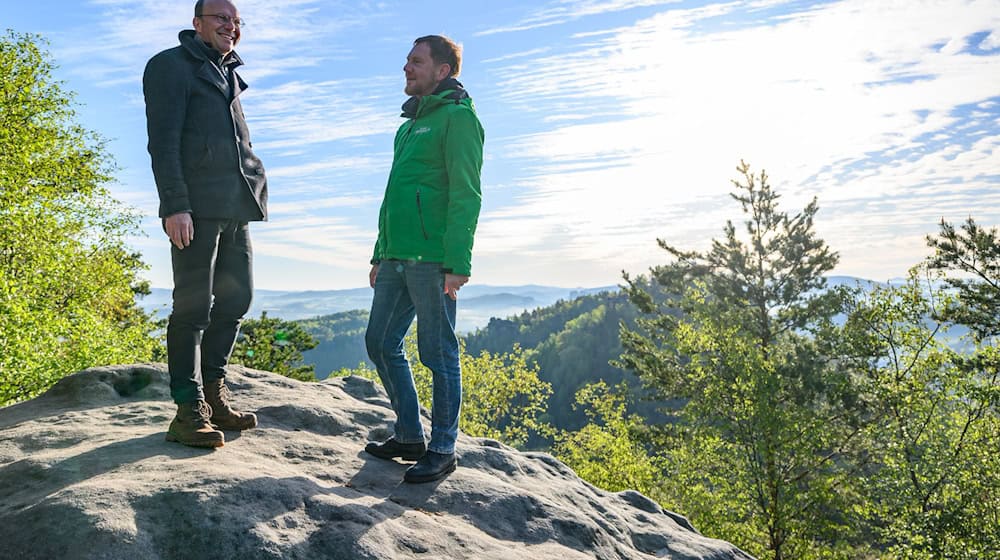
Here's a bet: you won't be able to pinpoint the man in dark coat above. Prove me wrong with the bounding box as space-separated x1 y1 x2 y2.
143 0 266 448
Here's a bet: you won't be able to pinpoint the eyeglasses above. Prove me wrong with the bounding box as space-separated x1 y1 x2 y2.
196 13 246 28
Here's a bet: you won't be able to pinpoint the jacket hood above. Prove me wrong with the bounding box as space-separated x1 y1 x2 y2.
178 29 244 69
400 77 470 119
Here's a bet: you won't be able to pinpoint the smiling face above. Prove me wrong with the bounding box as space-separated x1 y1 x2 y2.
193 0 241 55
403 42 451 98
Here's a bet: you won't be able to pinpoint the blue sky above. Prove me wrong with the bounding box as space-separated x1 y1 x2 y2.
3 0 998 290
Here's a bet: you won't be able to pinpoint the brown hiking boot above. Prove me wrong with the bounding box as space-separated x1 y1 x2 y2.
204 379 258 431
166 400 225 448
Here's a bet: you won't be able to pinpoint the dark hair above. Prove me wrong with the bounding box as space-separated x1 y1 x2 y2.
414 35 462 78
194 0 204 16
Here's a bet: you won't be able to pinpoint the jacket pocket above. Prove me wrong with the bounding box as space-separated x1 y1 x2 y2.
415 190 430 240
199 144 213 168
182 140 213 171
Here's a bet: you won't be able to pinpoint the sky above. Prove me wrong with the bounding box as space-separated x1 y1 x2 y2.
2 0 998 291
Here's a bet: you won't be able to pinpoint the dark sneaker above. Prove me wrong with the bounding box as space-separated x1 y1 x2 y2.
404 451 456 483
166 400 225 448
365 437 427 461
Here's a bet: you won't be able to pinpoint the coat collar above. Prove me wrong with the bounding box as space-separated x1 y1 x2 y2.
400 77 470 119
178 29 247 99
178 29 244 68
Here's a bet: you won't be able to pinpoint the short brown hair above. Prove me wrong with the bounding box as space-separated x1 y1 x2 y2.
414 35 462 78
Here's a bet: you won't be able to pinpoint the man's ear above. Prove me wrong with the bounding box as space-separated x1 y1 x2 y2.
436 63 452 81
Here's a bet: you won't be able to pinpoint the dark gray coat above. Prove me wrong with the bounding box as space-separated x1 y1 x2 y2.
143 30 267 221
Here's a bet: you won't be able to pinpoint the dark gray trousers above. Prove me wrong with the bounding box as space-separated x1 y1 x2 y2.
166 219 253 404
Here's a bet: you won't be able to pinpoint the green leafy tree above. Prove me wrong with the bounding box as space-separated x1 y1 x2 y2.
840 269 1000 558
334 332 552 448
832 218 1000 558
0 31 158 406
230 311 318 381
924 217 1000 555
619 162 864 559
552 381 661 496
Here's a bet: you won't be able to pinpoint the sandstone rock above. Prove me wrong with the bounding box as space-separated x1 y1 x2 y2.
0 364 753 559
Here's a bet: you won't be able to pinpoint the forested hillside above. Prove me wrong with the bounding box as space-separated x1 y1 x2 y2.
298 310 371 378
295 289 672 433
465 290 674 433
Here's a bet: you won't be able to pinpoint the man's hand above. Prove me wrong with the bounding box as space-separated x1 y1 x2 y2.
444 273 469 300
164 212 194 249
369 264 379 288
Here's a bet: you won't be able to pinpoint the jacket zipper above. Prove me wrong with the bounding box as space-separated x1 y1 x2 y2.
415 190 430 240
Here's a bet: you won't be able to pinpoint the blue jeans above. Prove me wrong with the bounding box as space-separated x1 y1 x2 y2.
365 260 461 454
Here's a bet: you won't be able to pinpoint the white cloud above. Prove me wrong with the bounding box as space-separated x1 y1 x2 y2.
267 194 382 216
476 0 684 36
245 77 399 150
983 30 1000 49
59 1 384 87
481 47 552 63
253 216 375 269
479 0 1000 281
21 0 997 290
265 156 385 181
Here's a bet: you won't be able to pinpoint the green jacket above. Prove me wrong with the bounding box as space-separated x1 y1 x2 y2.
372 80 485 276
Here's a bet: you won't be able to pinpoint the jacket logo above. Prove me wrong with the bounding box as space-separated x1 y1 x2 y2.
413 126 431 135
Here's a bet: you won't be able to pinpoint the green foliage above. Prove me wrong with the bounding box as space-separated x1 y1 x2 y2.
466 292 623 352
465 291 659 436
310 291 655 437
654 429 772 549
619 162 862 559
441 342 553 447
296 309 371 379
230 311 319 381
552 381 661 496
332 362 380 383
0 30 158 406
838 269 1000 557
332 331 553 448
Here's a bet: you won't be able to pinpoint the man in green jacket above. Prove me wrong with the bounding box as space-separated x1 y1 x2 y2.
364 35 485 483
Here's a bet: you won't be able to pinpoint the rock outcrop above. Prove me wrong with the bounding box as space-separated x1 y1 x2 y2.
0 364 752 559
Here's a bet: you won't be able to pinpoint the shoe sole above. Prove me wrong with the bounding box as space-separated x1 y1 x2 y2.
166 433 225 448
404 460 457 484
365 447 426 462
211 412 258 431
211 420 258 431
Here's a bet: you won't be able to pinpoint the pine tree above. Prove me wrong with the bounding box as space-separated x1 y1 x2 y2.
927 217 1000 341
619 161 863 559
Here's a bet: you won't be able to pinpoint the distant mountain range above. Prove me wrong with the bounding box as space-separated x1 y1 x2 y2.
137 284 617 333
137 276 920 334
137 275 969 409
